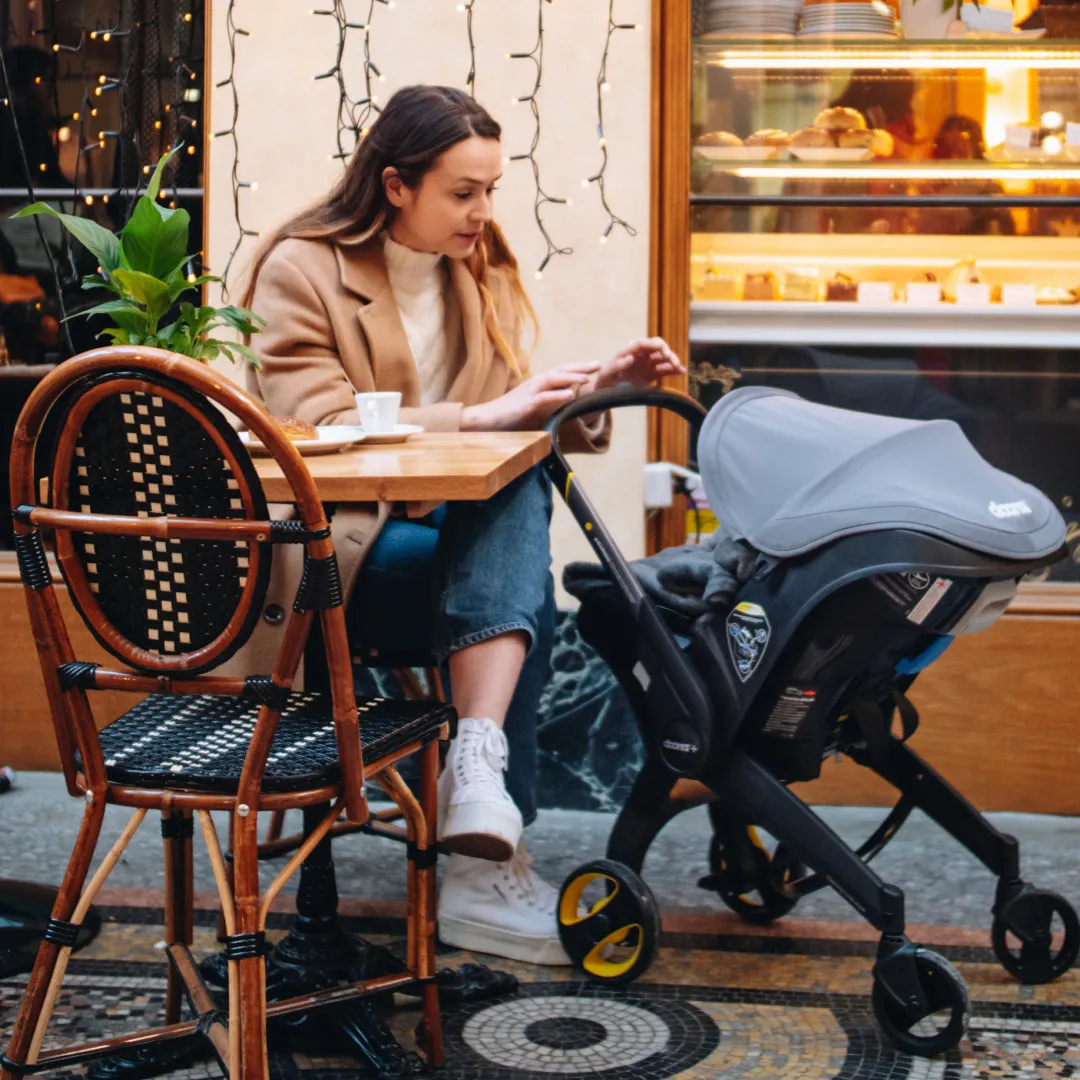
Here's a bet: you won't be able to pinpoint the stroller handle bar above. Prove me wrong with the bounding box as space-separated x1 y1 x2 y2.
545 385 707 607
544 386 716 778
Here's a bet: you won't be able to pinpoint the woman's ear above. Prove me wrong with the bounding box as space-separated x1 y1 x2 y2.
382 166 406 209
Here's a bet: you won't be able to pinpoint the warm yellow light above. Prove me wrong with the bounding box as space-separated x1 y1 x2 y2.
713 48 1080 71
72 111 80 120
1043 135 1064 155
732 163 1080 181
58 126 71 143
84 194 94 205
187 145 196 154
1042 110 1065 129
187 273 197 283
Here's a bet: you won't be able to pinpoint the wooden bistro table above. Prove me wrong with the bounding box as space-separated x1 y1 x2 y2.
230 429 552 1077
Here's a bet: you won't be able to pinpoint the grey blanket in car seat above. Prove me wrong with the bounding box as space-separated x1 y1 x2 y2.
563 530 761 619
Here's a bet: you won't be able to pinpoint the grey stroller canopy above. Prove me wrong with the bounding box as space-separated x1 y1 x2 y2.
697 387 1067 561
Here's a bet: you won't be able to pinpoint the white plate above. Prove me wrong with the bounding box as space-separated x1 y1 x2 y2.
695 145 783 160
789 146 874 161
353 423 424 446
239 426 366 456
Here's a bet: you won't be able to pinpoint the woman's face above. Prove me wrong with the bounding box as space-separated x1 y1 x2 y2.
384 135 503 259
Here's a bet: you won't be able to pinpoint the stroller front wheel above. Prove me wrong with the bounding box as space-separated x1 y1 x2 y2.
557 859 660 985
991 887 1080 984
871 949 969 1058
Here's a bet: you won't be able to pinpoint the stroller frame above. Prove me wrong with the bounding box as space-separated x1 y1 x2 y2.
545 387 1078 1058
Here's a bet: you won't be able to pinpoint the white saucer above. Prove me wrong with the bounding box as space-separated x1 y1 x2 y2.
239 425 366 456
354 423 424 446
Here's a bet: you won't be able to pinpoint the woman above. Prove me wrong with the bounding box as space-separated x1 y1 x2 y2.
241 85 683 965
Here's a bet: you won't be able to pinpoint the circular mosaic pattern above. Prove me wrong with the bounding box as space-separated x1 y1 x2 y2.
453 988 721 1078
524 1016 607 1050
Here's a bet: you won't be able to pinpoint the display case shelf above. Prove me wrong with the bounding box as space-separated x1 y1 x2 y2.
690 299 1080 348
695 39 1080 69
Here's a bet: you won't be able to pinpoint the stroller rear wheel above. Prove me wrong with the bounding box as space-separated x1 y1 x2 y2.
871 949 969 1057
701 825 804 926
557 859 660 985
991 886 1080 984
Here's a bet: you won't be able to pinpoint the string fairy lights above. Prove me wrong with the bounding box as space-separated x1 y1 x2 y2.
2 1 208 353
507 0 572 279
213 0 259 295
313 0 393 165
583 2 638 245
457 0 478 95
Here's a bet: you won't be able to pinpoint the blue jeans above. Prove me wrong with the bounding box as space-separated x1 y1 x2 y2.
347 465 556 827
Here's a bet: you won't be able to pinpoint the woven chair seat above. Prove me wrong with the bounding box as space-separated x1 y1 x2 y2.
87 693 454 794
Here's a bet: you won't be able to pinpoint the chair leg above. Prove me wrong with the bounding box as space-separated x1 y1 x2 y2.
264 811 286 844
162 809 194 1025
1 800 106 1078
231 812 268 1080
418 740 443 1067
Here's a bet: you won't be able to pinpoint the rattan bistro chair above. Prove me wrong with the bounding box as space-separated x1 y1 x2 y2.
2 347 452 1080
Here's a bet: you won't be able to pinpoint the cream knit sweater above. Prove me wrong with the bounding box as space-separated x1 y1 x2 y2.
382 232 463 406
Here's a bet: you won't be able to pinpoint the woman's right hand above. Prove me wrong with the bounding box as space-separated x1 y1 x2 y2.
461 362 600 431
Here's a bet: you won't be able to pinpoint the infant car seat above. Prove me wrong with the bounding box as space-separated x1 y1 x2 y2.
545 385 1078 1058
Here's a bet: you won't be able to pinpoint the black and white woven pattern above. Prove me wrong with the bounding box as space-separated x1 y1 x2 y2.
67 387 258 660
91 693 454 793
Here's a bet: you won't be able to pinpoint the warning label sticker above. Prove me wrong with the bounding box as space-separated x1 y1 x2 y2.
761 686 817 739
871 571 952 625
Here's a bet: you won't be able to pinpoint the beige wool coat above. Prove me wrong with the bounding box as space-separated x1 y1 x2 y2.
227 233 610 677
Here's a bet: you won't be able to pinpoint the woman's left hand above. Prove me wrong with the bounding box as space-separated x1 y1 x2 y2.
594 337 686 391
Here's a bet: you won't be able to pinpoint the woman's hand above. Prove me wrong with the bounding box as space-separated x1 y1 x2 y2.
461 361 600 431
594 337 686 391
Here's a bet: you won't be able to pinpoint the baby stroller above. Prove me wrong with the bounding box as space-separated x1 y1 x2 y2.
545 385 1079 1057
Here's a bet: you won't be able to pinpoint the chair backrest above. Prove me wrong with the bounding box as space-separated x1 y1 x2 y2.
46 366 270 672
9 347 365 819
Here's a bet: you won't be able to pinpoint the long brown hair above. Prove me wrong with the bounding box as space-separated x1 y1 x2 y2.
241 85 535 374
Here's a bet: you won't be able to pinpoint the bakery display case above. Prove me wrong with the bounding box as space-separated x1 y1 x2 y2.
673 30 1080 585
647 2 1080 811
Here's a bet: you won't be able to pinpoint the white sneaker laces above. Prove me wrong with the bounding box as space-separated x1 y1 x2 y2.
453 721 510 792
503 845 557 911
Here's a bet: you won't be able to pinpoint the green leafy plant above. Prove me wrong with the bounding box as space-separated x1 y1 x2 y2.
12 146 265 368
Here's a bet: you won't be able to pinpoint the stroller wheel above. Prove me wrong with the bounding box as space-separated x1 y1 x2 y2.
991 887 1080 984
871 949 969 1058
702 829 802 926
557 859 660 985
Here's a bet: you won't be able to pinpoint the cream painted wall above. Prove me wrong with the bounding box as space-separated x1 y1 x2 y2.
205 0 653 603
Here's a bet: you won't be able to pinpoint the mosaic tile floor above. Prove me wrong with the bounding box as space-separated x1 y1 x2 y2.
2 905 1078 1079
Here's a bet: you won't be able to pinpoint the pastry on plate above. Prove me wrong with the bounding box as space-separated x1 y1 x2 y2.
781 267 821 301
869 129 894 157
699 268 741 301
825 272 858 301
837 129 875 150
792 126 834 148
746 128 791 148
943 258 986 302
697 130 742 148
813 106 866 134
743 271 779 301
278 415 319 441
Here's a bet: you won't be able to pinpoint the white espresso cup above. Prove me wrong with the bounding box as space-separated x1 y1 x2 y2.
354 391 401 434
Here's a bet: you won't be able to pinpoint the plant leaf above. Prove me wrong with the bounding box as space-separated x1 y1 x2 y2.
12 203 121 271
215 305 267 335
121 197 191 279
97 327 134 344
68 299 149 326
145 145 183 204
111 268 171 327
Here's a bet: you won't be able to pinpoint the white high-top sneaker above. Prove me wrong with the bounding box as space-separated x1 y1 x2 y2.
438 844 571 966
438 717 523 862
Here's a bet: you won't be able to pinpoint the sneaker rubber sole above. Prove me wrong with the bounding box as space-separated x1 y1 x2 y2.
440 799 522 863
438 911 572 966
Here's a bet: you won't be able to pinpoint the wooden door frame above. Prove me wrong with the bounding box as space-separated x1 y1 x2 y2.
648 0 693 554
